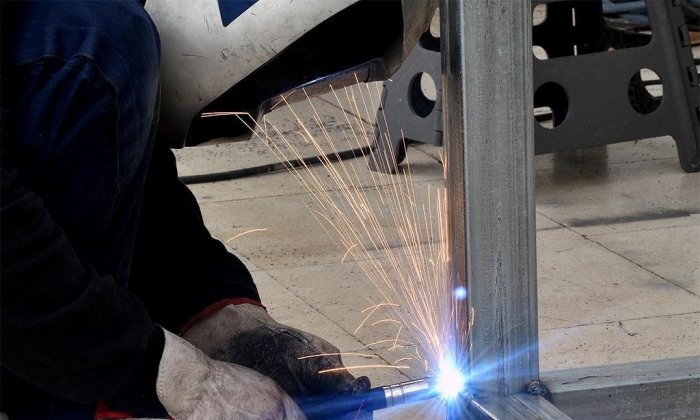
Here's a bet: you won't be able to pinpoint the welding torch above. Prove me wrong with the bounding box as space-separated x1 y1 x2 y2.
300 377 450 419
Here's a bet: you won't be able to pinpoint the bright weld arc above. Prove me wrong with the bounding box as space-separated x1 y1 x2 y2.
435 360 467 400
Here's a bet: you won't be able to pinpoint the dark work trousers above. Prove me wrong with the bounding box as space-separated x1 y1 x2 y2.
1 1 259 419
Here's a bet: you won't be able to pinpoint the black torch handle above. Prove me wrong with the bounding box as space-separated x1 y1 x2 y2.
299 378 435 419
298 387 387 419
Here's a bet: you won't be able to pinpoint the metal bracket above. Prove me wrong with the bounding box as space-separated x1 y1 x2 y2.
373 0 700 173
369 32 442 174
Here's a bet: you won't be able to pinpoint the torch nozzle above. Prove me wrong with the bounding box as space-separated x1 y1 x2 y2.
379 378 436 408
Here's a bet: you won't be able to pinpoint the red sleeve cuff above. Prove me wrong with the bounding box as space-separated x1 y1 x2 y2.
94 402 138 420
178 297 264 336
95 402 172 420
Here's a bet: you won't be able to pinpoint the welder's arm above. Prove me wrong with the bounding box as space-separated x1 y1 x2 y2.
127 140 263 332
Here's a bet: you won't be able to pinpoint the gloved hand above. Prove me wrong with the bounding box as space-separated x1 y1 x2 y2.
157 328 306 420
182 303 372 419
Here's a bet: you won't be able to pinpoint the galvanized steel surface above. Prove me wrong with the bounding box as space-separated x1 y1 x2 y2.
440 0 539 396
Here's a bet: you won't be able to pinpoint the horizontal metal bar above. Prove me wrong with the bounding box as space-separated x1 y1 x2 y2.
541 356 700 420
465 394 573 420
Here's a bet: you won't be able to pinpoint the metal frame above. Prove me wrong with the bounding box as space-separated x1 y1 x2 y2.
440 0 699 419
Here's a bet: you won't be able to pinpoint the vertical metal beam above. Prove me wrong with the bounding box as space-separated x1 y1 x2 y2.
441 0 538 396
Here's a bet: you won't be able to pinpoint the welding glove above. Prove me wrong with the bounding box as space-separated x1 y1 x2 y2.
156 329 306 420
182 303 372 419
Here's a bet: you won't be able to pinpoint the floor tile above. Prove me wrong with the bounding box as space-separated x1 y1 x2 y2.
539 313 700 371
588 224 700 295
537 230 700 330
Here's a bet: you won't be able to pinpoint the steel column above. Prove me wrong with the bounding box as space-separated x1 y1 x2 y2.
440 0 539 397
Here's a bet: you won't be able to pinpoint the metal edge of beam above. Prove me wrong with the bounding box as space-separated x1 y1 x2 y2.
541 356 700 420
464 394 573 420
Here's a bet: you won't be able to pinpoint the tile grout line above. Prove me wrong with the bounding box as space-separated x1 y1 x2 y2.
584 235 700 298
412 145 444 165
533 156 678 173
536 211 700 298
584 220 700 236
540 310 700 332
535 214 698 236
195 174 447 205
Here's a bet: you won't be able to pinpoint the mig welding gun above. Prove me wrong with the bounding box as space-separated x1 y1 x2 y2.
301 377 456 419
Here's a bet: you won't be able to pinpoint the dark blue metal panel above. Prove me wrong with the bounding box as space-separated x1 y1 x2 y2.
218 0 258 27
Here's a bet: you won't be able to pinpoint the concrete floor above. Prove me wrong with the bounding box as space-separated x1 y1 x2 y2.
174 85 699 418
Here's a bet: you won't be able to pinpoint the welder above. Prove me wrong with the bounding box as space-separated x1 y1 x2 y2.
0 1 435 419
